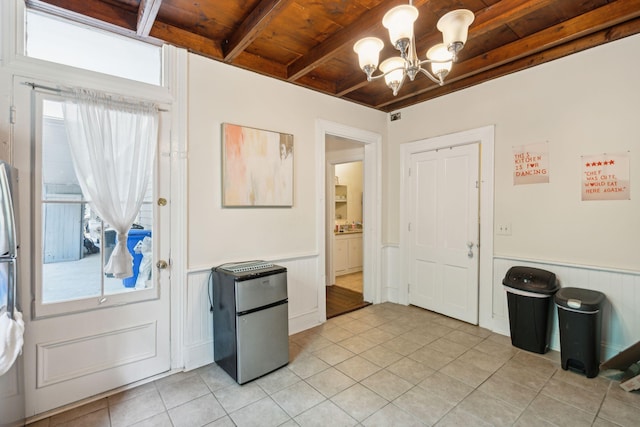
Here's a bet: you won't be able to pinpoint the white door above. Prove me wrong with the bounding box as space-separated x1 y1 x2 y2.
408 143 479 324
13 82 171 416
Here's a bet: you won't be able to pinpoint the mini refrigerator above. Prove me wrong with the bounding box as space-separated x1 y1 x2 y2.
212 262 289 384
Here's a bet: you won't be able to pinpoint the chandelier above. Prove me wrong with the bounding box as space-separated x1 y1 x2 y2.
353 1 474 96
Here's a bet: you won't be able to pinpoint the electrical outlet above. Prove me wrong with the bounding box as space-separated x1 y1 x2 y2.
497 223 512 235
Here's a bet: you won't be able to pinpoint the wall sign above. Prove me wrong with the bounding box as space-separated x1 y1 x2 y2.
513 142 549 185
581 152 630 201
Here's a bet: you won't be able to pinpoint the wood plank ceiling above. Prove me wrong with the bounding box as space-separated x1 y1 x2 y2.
27 0 640 112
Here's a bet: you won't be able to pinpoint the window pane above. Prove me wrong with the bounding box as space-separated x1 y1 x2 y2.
26 10 162 86
42 113 83 201
40 101 154 305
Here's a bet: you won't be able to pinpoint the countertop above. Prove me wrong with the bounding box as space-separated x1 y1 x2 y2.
334 230 362 235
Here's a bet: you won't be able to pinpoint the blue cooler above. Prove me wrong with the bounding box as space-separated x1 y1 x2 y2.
122 229 152 287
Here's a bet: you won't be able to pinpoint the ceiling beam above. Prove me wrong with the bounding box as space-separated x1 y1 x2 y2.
286 0 425 81
373 0 640 109
26 0 138 34
470 0 557 36
379 17 640 112
222 0 291 62
150 22 224 59
137 0 163 37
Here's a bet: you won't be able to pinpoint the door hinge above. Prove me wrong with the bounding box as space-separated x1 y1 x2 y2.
476 180 479 189
9 106 16 124
408 167 411 177
408 283 411 293
408 222 411 232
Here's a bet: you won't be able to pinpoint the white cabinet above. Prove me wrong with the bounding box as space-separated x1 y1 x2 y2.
348 235 362 270
334 232 362 276
334 238 349 274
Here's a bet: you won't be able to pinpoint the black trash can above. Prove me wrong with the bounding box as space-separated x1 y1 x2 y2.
503 266 559 354
555 287 606 378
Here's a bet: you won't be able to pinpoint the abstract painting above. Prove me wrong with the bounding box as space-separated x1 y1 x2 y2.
222 123 294 207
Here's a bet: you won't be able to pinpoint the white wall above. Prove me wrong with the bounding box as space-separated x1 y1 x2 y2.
385 34 640 356
184 54 385 367
386 34 640 271
0 69 11 161
187 54 384 268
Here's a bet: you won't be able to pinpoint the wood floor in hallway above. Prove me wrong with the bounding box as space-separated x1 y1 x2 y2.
327 272 369 319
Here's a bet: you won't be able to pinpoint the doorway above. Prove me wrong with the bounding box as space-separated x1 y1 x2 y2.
318 120 382 321
407 143 480 324
327 157 369 317
13 80 172 416
400 125 495 328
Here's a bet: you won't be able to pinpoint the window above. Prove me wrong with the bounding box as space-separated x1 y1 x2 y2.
25 10 162 86
36 97 156 314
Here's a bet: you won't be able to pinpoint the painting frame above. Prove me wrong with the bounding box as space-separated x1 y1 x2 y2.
221 123 294 207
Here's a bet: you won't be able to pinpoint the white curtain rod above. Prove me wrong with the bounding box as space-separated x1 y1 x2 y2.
22 81 169 112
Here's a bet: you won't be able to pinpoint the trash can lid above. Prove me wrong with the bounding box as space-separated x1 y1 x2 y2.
554 287 605 312
128 229 152 237
502 266 558 295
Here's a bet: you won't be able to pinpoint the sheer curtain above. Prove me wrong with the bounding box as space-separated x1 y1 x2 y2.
63 88 158 278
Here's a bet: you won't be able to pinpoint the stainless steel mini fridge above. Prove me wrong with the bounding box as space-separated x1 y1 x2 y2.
212 262 289 384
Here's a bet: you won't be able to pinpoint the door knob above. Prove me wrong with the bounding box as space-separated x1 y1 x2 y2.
156 260 168 269
467 242 474 258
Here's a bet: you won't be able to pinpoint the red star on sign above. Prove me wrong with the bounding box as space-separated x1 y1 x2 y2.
591 162 597 167
597 161 603 166
610 160 615 165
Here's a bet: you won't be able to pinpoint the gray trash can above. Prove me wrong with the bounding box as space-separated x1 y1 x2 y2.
555 287 606 378
503 266 558 354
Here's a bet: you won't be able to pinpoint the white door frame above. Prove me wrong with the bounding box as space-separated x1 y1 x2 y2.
316 120 382 321
400 125 495 328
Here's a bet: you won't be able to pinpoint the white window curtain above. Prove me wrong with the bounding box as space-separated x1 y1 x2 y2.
62 88 158 278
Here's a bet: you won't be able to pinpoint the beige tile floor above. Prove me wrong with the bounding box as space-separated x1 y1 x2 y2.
335 272 363 293
30 303 640 426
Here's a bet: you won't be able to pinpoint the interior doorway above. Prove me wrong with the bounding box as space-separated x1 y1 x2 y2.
325 138 368 318
406 143 480 324
399 125 495 328
316 119 381 324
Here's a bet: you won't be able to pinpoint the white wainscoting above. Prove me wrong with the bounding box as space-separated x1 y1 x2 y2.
379 246 639 361
184 254 322 371
382 245 400 303
493 257 640 360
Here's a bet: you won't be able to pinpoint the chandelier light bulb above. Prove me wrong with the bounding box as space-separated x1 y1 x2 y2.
382 4 419 50
379 57 405 94
437 9 475 51
353 37 384 72
426 43 453 81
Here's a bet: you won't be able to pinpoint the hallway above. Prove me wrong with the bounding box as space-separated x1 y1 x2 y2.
326 272 369 319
